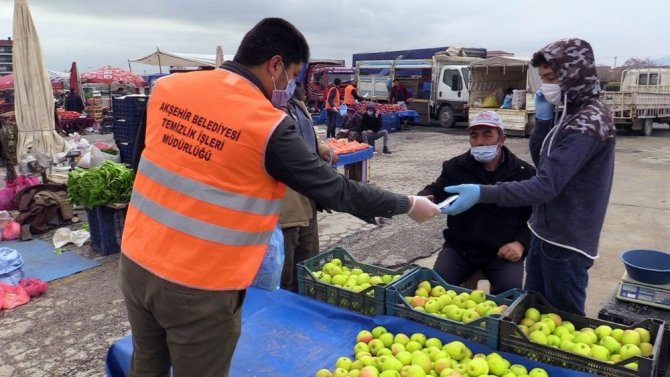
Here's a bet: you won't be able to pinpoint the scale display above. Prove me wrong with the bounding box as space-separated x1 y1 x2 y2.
616 273 670 310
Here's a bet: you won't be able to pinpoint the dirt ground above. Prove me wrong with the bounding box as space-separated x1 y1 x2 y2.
0 123 668 376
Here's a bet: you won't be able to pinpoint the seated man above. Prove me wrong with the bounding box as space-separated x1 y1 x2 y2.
417 111 536 294
360 103 391 154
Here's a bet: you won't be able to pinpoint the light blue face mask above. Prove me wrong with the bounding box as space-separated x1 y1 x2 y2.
271 64 295 108
470 144 499 163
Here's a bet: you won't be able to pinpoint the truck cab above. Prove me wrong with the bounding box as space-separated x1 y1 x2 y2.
431 63 471 127
304 66 353 111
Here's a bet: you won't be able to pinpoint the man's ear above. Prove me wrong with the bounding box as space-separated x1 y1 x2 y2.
266 55 283 78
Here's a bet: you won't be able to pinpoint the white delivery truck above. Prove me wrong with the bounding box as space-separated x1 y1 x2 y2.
467 57 542 136
355 51 483 127
601 68 670 136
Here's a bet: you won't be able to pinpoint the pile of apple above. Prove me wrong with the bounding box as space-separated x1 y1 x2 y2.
314 326 550 377
312 257 403 295
519 307 653 370
402 280 508 324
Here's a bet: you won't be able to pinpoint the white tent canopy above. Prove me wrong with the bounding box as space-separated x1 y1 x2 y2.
129 47 233 69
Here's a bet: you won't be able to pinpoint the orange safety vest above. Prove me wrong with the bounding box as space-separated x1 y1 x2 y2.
325 86 340 109
121 69 287 291
343 84 356 106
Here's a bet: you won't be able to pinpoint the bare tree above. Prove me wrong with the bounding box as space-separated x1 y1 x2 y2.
622 57 651 69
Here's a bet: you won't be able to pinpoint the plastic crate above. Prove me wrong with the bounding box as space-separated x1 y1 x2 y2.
385 267 525 350
500 292 665 377
297 247 417 316
381 113 400 133
113 118 141 143
85 205 128 255
116 141 135 166
112 95 147 118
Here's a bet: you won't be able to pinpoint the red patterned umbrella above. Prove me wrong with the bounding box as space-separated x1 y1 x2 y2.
81 66 146 87
0 70 68 90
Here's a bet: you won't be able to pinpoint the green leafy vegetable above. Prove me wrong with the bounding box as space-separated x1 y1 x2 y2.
67 161 135 209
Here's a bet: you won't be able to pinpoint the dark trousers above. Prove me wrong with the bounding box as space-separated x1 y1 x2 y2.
524 235 594 316
326 110 338 138
280 208 319 292
362 130 389 148
433 242 524 295
119 254 245 377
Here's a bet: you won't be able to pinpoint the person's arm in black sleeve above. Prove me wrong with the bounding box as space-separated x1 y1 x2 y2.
371 114 382 133
352 88 363 101
417 160 450 203
131 107 147 171
529 118 552 167
265 118 410 218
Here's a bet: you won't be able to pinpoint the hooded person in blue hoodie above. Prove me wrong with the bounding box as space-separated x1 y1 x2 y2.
443 38 616 316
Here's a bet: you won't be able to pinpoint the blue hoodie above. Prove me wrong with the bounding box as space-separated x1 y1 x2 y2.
479 38 616 259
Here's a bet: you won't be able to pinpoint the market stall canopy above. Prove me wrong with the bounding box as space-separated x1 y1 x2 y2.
12 0 66 160
0 70 69 90
129 48 233 68
81 66 147 87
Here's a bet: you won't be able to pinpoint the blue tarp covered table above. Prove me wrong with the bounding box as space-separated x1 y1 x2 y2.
332 147 373 183
396 110 420 123
106 287 594 377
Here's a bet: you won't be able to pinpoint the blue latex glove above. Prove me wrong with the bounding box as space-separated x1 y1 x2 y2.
442 184 481 215
534 90 555 121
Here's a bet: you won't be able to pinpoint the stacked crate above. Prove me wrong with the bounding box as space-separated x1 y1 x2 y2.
85 96 103 123
112 95 147 166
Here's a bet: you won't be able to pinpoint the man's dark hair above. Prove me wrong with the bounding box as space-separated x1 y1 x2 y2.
530 51 549 68
333 78 342 86
393 79 399 83
234 18 310 67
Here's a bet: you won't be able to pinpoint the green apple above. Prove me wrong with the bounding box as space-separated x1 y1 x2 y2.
634 327 651 343
625 362 639 371
355 351 372 360
464 300 478 310
571 342 592 357
509 364 528 375
377 348 393 357
319 274 332 284
486 355 510 376
594 325 612 340
410 333 427 346
639 342 653 357
461 309 481 324
437 294 452 308
357 331 374 344
330 258 343 267
474 303 491 317
552 325 570 338
378 370 400 377
359 365 379 377
404 365 426 377
405 340 423 353
621 329 641 346
529 322 551 336
545 312 563 327
381 357 404 372
453 362 468 374
562 321 576 333
546 334 561 347
396 350 413 366
433 358 451 374
540 318 556 333
572 331 595 345
466 357 489 376
443 341 467 361
559 339 575 351
393 333 410 346
431 285 447 297
619 344 642 361
528 368 549 377
524 307 541 322
322 262 335 273
314 368 333 377
487 306 504 316
350 268 363 275
333 368 348 377
382 274 394 284
411 353 432 373
452 296 469 309
445 290 458 299
356 273 371 285
379 332 395 348
369 276 384 286
610 354 621 364
424 337 443 349
529 330 547 345
331 274 347 286
518 324 530 337
336 357 353 371
470 289 487 304
590 344 611 361
599 335 621 355
560 332 575 342
438 368 454 377
424 299 442 314
372 326 388 338
411 296 428 308
417 281 432 292
368 339 386 355
415 287 430 298
520 317 536 327
610 328 624 342
390 343 405 356
359 355 376 367
330 266 343 276
429 349 448 362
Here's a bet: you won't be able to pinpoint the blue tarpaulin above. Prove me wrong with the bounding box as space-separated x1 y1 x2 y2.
106 288 595 377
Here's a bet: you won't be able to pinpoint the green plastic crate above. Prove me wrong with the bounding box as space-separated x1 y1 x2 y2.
385 267 525 350
297 247 417 316
499 292 665 377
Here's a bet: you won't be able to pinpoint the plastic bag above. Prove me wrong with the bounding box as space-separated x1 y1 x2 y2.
1 221 20 241
19 278 48 297
0 175 41 210
0 210 12 230
251 225 285 291
0 282 30 309
512 89 527 110
0 247 24 285
89 145 120 168
53 227 90 248
339 104 348 116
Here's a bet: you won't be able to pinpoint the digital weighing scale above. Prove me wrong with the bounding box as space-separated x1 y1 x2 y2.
616 272 670 310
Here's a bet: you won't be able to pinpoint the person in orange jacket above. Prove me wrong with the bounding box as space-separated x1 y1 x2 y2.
121 17 440 377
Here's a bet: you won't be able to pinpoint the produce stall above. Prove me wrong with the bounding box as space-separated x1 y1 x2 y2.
327 139 373 183
106 287 593 377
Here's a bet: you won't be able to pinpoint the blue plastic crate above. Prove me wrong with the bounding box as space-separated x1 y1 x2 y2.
113 119 141 143
116 141 135 166
112 95 147 118
385 267 525 350
381 112 400 133
85 205 128 255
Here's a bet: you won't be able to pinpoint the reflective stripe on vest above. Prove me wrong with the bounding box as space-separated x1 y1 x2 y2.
325 86 340 109
121 68 287 291
344 85 356 106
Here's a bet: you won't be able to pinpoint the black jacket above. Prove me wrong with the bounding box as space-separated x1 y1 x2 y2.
133 61 410 220
418 147 536 262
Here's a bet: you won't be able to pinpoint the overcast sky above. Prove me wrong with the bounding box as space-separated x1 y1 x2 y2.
1 0 668 74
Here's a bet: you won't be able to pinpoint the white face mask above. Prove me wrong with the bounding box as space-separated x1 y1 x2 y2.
541 83 563 105
366 111 374 116
470 144 499 163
